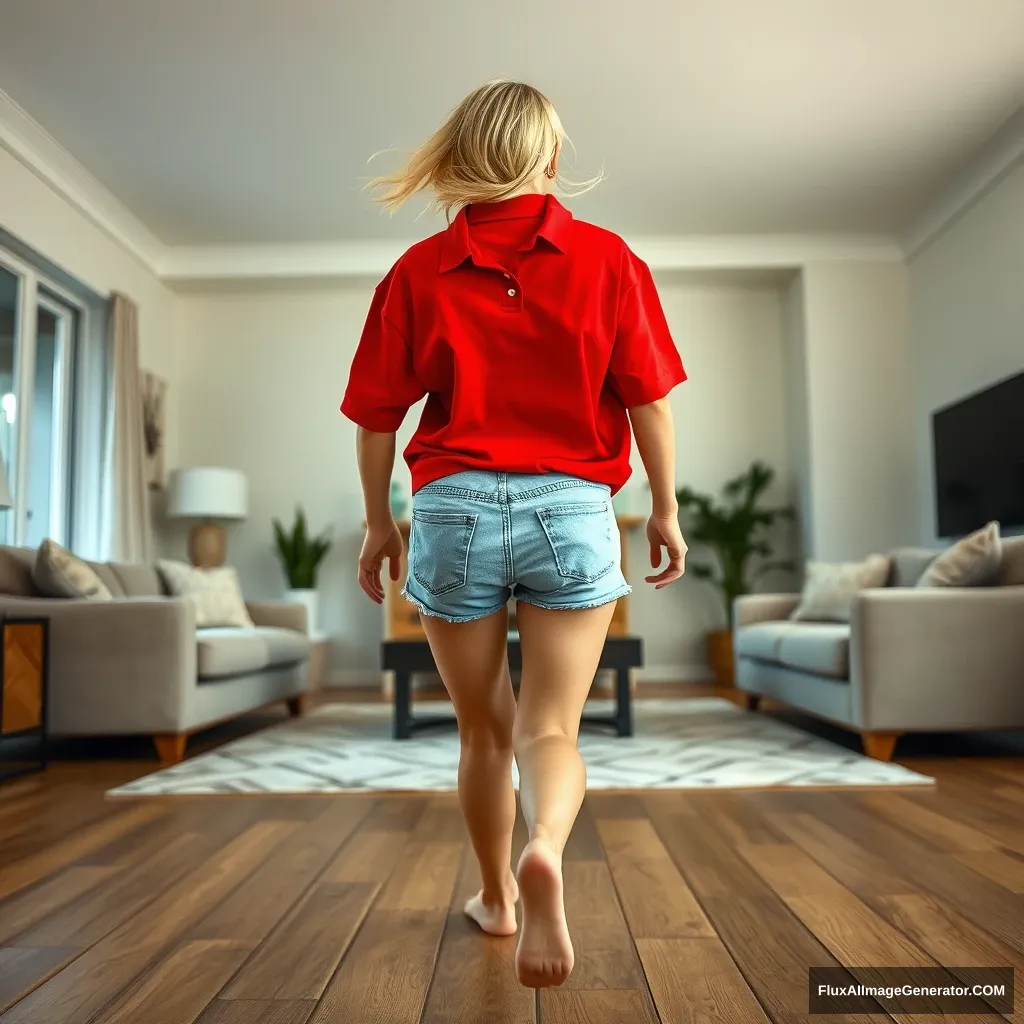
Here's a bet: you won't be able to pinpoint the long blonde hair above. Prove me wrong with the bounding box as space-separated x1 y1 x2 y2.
368 80 601 217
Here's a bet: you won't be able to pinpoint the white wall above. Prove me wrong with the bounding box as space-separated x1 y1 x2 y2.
174 277 795 684
781 272 812 556
909 164 1024 543
800 261 917 559
0 148 180 474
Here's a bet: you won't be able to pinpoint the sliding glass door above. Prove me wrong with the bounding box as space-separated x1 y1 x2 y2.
0 250 79 548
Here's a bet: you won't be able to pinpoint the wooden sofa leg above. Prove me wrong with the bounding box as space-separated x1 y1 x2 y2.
739 693 761 712
861 732 901 762
154 733 188 765
286 695 309 717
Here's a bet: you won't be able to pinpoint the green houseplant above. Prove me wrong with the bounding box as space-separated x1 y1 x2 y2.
675 460 795 688
273 507 332 636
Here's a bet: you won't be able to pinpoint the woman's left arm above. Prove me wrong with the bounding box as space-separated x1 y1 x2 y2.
356 427 404 603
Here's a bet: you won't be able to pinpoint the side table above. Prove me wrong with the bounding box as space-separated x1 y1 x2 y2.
0 616 50 782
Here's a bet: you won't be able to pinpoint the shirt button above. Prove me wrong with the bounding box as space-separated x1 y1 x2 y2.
507 288 517 297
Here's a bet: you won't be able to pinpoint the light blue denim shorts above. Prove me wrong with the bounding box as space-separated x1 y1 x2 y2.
402 470 632 623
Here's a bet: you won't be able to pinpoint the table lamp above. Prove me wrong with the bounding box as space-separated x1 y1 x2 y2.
167 467 247 568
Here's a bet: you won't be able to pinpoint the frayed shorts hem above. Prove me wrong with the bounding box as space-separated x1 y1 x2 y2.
399 586 505 624
516 584 633 613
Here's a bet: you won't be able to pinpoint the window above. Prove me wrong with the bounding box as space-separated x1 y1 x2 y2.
0 245 100 551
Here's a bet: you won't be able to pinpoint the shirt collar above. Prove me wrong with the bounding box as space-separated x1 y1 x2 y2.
439 193 572 273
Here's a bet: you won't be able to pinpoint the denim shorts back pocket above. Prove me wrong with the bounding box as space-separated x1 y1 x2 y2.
409 510 478 596
536 500 617 584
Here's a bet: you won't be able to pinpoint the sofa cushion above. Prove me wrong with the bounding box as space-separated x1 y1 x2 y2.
917 521 1002 588
0 545 38 596
999 536 1024 586
777 624 850 679
87 562 127 597
111 562 165 597
158 560 255 628
886 547 938 588
734 622 787 663
791 555 890 622
197 626 309 681
34 540 113 600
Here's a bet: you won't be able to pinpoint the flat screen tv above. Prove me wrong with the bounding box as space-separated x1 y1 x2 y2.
932 370 1024 538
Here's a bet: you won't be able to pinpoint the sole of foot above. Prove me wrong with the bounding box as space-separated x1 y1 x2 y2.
464 882 518 937
515 838 574 988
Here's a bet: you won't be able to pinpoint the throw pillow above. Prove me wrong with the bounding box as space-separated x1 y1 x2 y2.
790 554 891 623
33 539 113 601
916 520 1002 588
157 560 254 628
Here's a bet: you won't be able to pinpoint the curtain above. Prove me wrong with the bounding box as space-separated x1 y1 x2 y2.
103 293 150 562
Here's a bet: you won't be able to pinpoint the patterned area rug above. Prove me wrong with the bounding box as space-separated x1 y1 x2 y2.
109 699 933 795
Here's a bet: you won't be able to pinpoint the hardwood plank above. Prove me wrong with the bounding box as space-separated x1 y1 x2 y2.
411 796 466 842
647 803 883 1024
583 793 648 819
0 946 154 1024
739 842 1001 1020
636 937 771 1024
101 939 249 1024
878 894 1024 1019
595 817 714 938
197 1001 314 1024
562 801 604 862
543 990 654 1023
322 826 410 884
0 803 165 901
858 793 998 852
766 809 917 901
374 840 463 911
360 796 427 831
422 844 534 1024
953 848 1024 893
0 947 75 1015
555 860 656 1013
306 910 447 1024
0 822 294 1024
221 882 377 1000
808 794 1024 953
192 801 374 944
15 831 212 947
0 866 115 945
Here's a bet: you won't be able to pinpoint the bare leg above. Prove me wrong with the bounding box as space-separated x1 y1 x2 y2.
513 600 617 988
420 607 519 936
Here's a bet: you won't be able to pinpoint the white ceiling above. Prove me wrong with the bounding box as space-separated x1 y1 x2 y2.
1 0 1023 246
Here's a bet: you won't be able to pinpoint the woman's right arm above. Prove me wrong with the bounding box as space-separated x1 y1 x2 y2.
629 398 688 588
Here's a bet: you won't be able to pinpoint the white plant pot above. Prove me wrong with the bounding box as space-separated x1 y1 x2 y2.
284 588 320 637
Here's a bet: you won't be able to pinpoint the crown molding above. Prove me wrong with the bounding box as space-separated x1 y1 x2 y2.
902 105 1024 260
159 232 904 284
0 87 166 275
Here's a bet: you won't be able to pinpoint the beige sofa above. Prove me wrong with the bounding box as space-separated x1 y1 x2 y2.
0 546 311 764
734 538 1024 761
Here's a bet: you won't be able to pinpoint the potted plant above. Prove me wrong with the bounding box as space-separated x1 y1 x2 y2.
675 461 795 690
273 507 332 636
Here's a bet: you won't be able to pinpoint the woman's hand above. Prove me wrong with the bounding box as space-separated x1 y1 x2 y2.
645 514 687 589
358 519 404 604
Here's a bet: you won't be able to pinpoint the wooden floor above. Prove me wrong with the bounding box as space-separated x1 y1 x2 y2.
1 710 1023 1022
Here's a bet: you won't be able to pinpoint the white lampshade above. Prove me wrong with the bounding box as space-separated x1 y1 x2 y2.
0 450 10 509
167 467 247 520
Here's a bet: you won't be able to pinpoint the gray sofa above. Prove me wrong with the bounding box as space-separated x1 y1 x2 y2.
0 545 312 764
734 538 1024 760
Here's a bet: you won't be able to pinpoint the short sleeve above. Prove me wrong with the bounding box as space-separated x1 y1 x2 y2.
607 252 686 408
340 266 425 432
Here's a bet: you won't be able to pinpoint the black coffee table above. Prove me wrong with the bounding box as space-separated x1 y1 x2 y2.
382 635 643 740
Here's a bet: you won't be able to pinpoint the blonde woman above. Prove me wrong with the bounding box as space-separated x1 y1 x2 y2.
342 80 687 989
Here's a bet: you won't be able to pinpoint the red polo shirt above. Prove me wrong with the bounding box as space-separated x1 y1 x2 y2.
341 193 685 494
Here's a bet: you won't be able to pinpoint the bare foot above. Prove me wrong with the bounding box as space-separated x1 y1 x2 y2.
464 878 519 937
515 837 573 988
